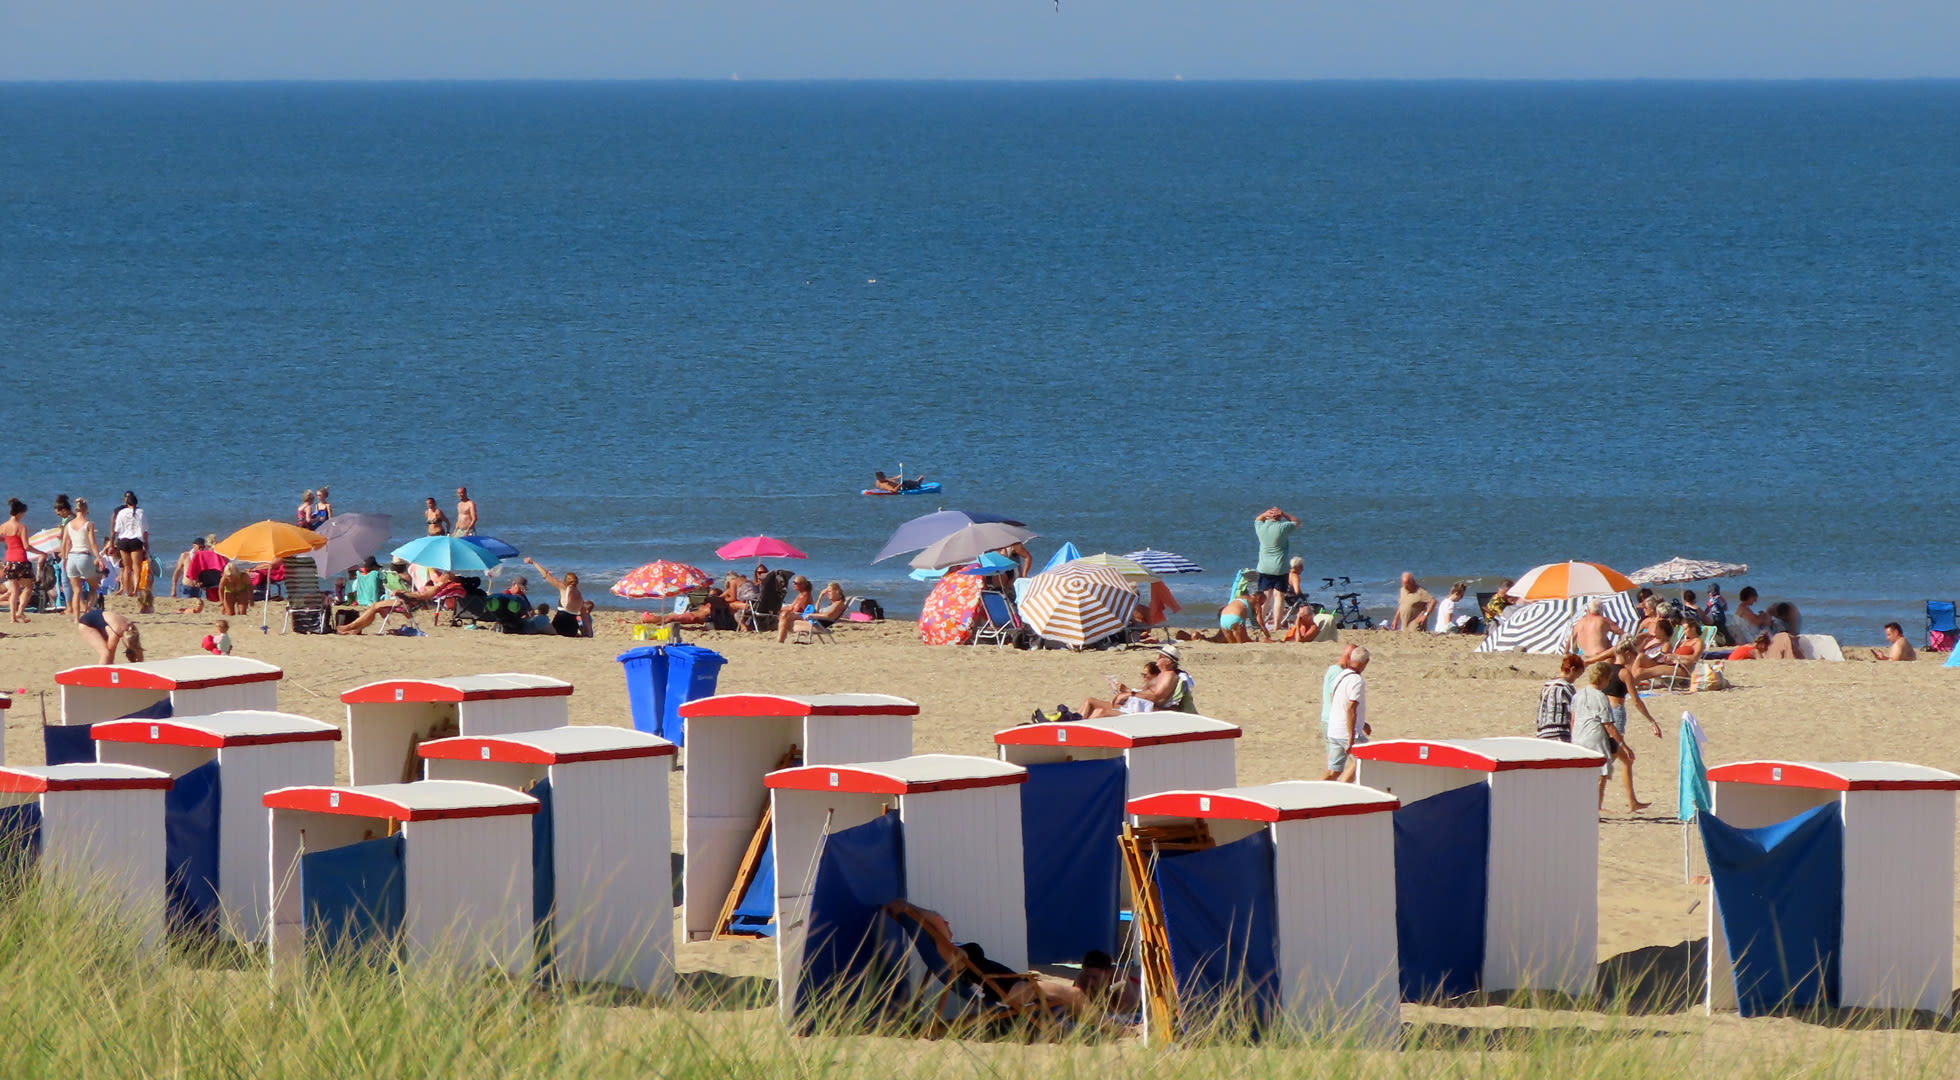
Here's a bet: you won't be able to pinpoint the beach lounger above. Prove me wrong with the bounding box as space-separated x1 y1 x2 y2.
279 556 329 633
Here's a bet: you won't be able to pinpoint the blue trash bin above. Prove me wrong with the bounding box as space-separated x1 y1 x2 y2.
660 645 727 748
616 645 672 738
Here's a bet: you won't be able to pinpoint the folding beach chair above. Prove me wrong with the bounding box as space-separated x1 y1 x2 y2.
792 606 836 645
884 909 1054 1038
1928 601 1957 652
280 556 329 633
971 592 1024 648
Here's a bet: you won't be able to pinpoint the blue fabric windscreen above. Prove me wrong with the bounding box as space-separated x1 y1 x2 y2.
0 803 42 880
1152 829 1280 1027
730 830 778 937
797 813 907 1023
530 778 556 927
301 834 407 956
1701 802 1843 1015
1021 757 1126 965
43 725 96 766
1393 781 1491 1001
164 760 222 936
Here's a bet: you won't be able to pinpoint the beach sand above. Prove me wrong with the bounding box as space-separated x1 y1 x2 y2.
3 602 1953 1057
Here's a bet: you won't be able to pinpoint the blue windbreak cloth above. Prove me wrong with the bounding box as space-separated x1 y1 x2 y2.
164 760 222 936
43 725 97 766
301 834 406 956
529 778 557 982
729 830 778 937
797 813 907 1023
1021 757 1125 964
1701 802 1843 1015
0 803 42 879
1393 781 1491 1001
1153 829 1280 1027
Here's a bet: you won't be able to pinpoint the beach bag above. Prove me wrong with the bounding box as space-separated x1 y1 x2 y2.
1691 660 1729 693
1930 629 1957 653
846 596 884 621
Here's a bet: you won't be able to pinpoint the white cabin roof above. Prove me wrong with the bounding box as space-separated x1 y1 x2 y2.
1708 760 1960 792
341 673 572 704
419 725 676 764
766 753 1025 795
91 710 340 748
679 693 920 718
994 713 1241 749
55 655 283 691
1353 736 1605 772
0 763 174 793
263 780 541 820
1129 780 1399 821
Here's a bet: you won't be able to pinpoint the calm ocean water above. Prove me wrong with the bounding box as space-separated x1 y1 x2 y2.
3 82 1957 640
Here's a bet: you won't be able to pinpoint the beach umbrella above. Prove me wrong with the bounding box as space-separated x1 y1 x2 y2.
1018 563 1138 648
909 567 948 582
717 536 808 561
874 510 1027 564
1124 549 1205 576
309 513 393 578
1505 561 1636 601
393 535 501 573
24 527 62 561
1041 542 1083 573
909 522 1039 571
213 520 327 565
1066 553 1159 584
918 573 985 645
1629 557 1750 586
611 560 712 599
461 535 521 560
958 552 1020 576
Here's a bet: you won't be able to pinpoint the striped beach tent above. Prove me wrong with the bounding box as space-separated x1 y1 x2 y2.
1019 563 1138 648
1476 592 1641 655
1124 549 1205 576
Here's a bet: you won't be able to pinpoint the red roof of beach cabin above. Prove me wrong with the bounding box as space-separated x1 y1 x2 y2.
55 656 283 691
1352 737 1604 772
0 763 175 793
340 674 572 704
264 781 540 821
419 726 676 765
679 693 919 718
1708 760 1960 792
91 710 341 749
1128 781 1399 822
994 713 1240 750
765 754 1025 795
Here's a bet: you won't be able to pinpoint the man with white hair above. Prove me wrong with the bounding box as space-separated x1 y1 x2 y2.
1569 597 1622 661
1324 645 1371 783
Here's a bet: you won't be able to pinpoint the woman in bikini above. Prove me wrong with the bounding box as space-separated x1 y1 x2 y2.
424 497 451 536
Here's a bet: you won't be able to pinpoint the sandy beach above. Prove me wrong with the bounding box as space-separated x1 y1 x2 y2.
4 600 1955 1059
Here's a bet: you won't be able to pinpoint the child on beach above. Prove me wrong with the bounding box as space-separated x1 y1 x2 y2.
202 619 232 656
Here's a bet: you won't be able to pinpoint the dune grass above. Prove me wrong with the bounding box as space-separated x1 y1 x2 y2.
0 876 1952 1080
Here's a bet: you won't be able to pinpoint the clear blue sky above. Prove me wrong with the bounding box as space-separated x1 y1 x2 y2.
3 0 1956 81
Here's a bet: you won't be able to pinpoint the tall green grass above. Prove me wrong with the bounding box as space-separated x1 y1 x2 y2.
0 875 1949 1080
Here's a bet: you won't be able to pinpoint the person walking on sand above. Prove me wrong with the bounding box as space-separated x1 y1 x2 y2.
1 499 48 623
1570 663 1619 811
59 497 102 620
423 497 451 536
1601 641 1661 812
110 491 148 597
454 487 478 536
1324 646 1370 782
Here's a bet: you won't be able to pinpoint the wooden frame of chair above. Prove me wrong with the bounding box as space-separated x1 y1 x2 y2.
1118 820 1213 1047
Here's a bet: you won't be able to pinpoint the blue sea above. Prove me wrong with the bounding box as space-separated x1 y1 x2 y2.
4 82 1957 640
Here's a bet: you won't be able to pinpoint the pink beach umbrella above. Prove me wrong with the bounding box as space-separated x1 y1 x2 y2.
611 560 713 599
715 536 808 561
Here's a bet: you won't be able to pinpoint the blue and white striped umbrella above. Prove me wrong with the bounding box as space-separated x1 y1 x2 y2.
1124 549 1205 576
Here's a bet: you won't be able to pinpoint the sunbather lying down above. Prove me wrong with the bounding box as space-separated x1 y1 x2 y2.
880 900 1139 1026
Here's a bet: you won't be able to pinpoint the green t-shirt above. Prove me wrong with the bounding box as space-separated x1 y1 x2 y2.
1319 664 1344 733
1254 518 1297 576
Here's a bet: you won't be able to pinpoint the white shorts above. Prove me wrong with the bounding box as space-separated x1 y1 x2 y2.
1119 697 1156 714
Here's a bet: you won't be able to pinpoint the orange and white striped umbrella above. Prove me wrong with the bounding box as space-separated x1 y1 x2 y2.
1018 563 1138 648
1505 561 1636 601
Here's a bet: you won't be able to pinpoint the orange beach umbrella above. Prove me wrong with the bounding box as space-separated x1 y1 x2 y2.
1505 561 1635 601
213 520 326 564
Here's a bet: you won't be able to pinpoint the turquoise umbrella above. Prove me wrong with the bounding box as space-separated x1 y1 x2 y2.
393 535 501 572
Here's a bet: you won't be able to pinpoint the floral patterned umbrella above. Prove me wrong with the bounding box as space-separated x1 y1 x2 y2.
611 560 712 599
919 572 984 645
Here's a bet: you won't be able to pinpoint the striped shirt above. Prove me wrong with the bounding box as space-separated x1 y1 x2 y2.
1535 678 1575 742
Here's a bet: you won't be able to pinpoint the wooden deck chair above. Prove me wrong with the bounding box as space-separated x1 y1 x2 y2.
883 904 1056 1040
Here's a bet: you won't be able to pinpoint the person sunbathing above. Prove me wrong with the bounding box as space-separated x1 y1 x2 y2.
1872 622 1916 662
880 900 1070 1012
872 471 903 493
779 581 846 643
1082 646 1184 717
774 576 817 643
335 571 457 635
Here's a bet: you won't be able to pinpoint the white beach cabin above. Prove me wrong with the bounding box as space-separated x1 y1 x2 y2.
340 674 572 786
674 693 917 942
264 781 538 974
1352 737 1603 998
419 726 677 994
0 763 173 949
1127 782 1402 1040
993 713 1240 965
764 754 1027 1021
50 656 283 764
1702 760 1960 1016
91 710 339 943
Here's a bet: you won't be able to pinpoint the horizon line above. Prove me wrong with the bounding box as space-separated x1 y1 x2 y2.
5 76 1960 86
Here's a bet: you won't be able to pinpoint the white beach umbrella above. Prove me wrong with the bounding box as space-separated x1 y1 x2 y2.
1018 563 1138 648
